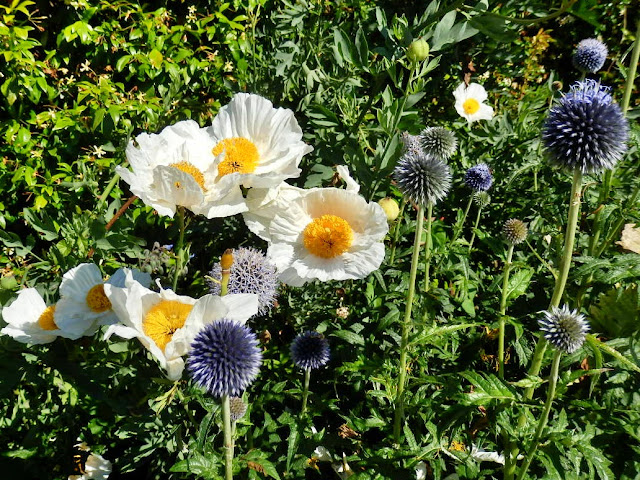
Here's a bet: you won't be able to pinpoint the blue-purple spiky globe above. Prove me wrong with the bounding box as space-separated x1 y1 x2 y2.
573 38 608 73
464 163 493 191
538 305 589 354
188 319 262 397
393 152 451 207
290 331 330 370
542 80 628 174
208 247 279 316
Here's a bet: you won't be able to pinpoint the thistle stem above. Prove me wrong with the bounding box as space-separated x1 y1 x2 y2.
498 244 515 378
389 199 407 264
468 205 483 253
450 195 473 246
393 203 424 442
505 169 582 479
221 394 234 480
423 201 434 292
301 367 311 415
172 206 186 291
515 350 562 480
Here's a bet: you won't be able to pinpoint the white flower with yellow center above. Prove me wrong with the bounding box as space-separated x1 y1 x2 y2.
453 82 494 123
265 188 388 286
104 271 259 380
68 442 112 480
1 288 62 344
54 264 151 340
242 165 359 241
207 93 313 191
118 120 247 219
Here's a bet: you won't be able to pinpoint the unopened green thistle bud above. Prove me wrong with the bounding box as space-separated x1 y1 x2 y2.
420 127 457 160
229 396 247 421
378 197 400 222
407 39 430 62
502 219 527 245
473 191 491 208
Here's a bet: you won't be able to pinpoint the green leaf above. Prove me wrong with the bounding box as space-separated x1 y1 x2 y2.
286 422 299 471
506 267 533 302
149 49 163 68
331 329 364 346
458 371 516 406
586 335 640 373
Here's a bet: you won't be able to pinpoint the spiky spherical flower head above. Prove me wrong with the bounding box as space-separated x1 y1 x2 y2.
543 80 629 174
464 163 493 192
473 191 491 208
400 131 423 156
502 219 527 245
393 152 451 207
290 331 330 370
573 38 608 73
229 396 247 421
208 247 279 316
420 127 457 160
538 305 589 354
188 319 262 398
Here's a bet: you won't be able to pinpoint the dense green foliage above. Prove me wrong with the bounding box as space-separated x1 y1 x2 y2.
1 0 639 479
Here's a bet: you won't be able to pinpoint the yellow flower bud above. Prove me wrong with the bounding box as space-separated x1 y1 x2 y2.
378 197 400 222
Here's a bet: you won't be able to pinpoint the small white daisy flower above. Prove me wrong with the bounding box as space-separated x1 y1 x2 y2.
207 93 313 190
104 271 259 380
54 264 151 340
265 188 388 286
1 288 62 344
118 120 247 219
453 82 494 123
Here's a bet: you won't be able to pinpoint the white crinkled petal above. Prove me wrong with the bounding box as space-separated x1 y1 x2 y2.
466 82 488 102
336 165 360 192
59 263 102 298
54 297 100 339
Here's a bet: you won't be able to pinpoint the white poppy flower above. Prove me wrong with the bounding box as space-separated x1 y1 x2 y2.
104 271 259 380
1 288 61 344
243 165 360 241
54 264 151 340
68 451 112 480
207 93 313 191
265 188 388 286
453 82 494 123
117 120 247 219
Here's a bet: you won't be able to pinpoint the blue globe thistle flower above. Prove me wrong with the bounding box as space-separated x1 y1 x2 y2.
543 80 629 174
188 319 262 397
538 305 589 354
208 247 279 316
573 38 608 73
393 152 451 207
420 126 457 160
290 331 330 370
464 163 493 191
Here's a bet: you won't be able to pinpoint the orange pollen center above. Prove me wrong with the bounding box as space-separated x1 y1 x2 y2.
170 161 206 191
212 137 260 177
142 300 193 352
37 305 58 331
85 284 112 313
463 98 480 115
303 214 354 259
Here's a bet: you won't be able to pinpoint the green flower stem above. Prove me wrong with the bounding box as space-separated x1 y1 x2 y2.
393 203 424 442
450 196 473 246
96 169 122 212
498 244 515 378
505 169 583 479
423 201 434 293
221 394 234 480
515 350 562 480
525 238 557 280
549 169 583 309
301 367 311 416
172 206 186 291
389 199 407 264
467 205 483 253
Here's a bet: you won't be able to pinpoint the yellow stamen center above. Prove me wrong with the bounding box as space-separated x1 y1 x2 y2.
170 161 206 191
303 215 354 259
143 300 193 351
37 305 58 331
86 284 112 313
212 137 260 177
463 98 480 115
